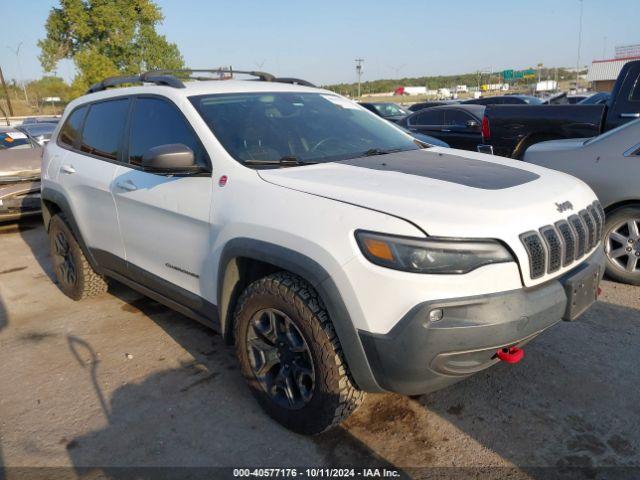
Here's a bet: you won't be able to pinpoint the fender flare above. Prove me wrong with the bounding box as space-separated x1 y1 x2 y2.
217 238 383 392
41 187 102 274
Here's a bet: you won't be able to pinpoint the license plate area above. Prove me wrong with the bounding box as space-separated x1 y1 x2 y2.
562 263 600 321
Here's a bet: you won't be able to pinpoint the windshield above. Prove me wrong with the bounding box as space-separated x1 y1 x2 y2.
521 96 544 105
0 132 31 150
372 103 408 117
579 93 610 105
189 92 419 165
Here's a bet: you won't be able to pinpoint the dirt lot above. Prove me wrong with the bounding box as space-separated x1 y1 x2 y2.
1 218 639 479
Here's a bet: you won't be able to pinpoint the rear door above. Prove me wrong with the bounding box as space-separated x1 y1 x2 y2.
112 96 213 303
57 99 128 268
406 109 447 142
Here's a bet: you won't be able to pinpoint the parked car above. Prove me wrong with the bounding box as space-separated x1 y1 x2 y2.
397 104 484 150
0 145 42 222
17 122 57 146
480 60 640 158
463 95 544 106
407 101 450 112
21 116 60 125
359 102 409 123
397 126 449 148
524 119 640 285
42 69 603 434
1 127 35 150
578 92 610 105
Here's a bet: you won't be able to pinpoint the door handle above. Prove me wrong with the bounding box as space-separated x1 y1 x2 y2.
441 129 451 132
115 179 138 192
620 113 640 118
60 164 76 174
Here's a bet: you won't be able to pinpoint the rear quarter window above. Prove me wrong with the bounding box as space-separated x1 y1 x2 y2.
58 106 87 148
80 99 129 160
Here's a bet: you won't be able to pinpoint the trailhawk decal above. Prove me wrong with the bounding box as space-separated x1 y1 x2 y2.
338 150 540 190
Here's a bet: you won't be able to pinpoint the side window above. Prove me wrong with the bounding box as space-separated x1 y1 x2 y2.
410 110 445 126
128 97 207 167
58 106 87 148
80 99 129 160
444 110 474 127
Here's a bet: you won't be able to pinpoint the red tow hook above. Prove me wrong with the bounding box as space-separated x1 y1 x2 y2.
496 346 524 364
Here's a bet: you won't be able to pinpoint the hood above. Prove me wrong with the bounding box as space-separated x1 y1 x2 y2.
525 138 590 154
259 148 598 286
0 147 42 182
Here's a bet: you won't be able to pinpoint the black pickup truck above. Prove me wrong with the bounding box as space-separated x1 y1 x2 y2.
481 60 640 158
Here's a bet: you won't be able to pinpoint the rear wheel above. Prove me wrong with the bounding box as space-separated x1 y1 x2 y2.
48 213 108 300
604 207 640 285
234 272 365 434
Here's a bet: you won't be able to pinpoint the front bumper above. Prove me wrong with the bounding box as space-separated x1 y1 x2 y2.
0 181 41 222
358 247 605 395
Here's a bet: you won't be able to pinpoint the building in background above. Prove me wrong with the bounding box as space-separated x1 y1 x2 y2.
587 44 640 92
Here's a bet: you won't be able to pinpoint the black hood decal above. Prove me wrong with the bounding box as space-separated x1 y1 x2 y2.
338 149 540 190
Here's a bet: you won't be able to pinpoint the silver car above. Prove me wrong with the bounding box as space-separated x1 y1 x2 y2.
524 119 640 285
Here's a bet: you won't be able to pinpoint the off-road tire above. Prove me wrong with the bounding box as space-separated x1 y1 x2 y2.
603 206 640 286
234 272 365 434
48 213 108 300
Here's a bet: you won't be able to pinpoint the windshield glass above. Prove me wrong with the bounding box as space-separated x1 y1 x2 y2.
189 92 419 165
522 96 544 105
0 132 31 149
372 103 407 117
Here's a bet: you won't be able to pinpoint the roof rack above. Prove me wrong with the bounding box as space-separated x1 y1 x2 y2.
86 68 315 94
86 72 186 94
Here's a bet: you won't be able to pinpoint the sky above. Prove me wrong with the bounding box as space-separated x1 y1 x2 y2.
0 0 637 86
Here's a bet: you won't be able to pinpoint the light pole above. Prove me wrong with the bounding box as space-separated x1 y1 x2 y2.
6 42 28 104
355 58 364 98
576 0 584 91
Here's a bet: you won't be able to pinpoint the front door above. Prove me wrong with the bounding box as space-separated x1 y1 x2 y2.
111 96 213 306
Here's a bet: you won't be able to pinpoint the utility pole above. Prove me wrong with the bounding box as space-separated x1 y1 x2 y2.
576 0 584 91
0 65 14 117
6 42 28 103
355 58 364 99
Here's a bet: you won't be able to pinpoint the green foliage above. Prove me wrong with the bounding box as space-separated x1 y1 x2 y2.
324 67 579 96
38 0 184 93
27 76 72 102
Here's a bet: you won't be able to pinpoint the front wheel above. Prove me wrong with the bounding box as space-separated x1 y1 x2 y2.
604 207 640 285
234 272 365 434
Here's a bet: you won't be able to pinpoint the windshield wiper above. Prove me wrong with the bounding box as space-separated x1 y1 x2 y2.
354 147 408 158
243 156 316 167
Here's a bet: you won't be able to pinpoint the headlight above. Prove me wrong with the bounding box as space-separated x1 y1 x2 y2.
355 231 513 274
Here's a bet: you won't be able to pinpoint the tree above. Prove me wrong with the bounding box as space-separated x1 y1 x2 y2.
27 76 72 102
38 0 184 94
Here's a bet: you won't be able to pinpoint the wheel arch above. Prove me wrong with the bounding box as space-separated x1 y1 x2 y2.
513 132 564 159
603 199 640 216
217 238 382 392
41 187 102 273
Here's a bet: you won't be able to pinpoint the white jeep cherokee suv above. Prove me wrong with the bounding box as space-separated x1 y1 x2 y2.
41 70 605 434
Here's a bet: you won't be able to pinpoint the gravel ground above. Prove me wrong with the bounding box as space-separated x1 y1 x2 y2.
0 218 639 479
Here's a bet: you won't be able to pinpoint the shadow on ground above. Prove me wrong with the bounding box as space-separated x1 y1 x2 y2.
63 285 401 476
411 299 640 478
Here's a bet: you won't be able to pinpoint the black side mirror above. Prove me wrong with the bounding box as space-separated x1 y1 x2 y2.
142 144 200 174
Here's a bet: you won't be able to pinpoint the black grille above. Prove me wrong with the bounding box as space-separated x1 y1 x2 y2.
587 204 602 242
570 214 587 259
540 226 562 273
520 201 603 279
555 220 576 266
520 231 546 279
580 209 596 251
